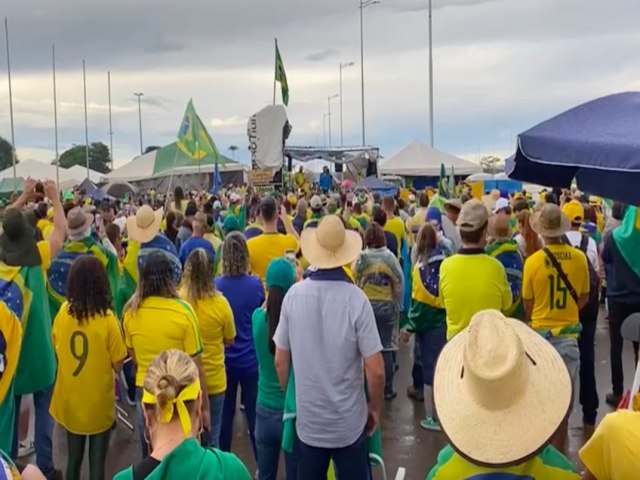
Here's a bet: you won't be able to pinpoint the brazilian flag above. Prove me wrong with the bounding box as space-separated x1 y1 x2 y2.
275 40 289 106
47 237 120 319
0 257 56 397
0 301 22 452
176 99 220 161
438 163 450 199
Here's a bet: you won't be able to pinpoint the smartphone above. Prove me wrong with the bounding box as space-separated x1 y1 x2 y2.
284 249 297 266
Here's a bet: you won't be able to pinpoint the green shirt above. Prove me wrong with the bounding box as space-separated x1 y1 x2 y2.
252 308 285 410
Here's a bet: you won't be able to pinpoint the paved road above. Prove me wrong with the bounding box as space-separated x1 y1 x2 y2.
34 308 636 479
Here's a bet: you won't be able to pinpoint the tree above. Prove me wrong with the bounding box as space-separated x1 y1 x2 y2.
480 155 504 174
144 145 161 154
0 136 18 171
228 145 238 160
59 142 112 173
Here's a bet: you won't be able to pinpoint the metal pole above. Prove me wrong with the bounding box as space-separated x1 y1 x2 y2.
83 60 89 179
340 63 344 147
328 96 332 148
323 114 327 147
108 71 114 170
428 0 434 147
273 38 277 105
133 93 144 156
359 1 366 146
53 45 59 187
4 18 17 192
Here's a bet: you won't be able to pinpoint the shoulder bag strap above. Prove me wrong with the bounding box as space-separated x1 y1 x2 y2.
542 247 579 305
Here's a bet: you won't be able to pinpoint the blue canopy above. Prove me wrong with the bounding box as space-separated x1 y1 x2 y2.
508 92 640 204
356 176 398 197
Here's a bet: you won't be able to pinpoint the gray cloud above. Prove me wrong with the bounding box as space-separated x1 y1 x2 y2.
305 49 340 62
144 39 187 54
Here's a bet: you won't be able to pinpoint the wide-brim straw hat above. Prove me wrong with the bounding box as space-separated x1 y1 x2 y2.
66 207 94 235
530 203 570 238
300 215 362 269
126 205 163 244
434 310 572 467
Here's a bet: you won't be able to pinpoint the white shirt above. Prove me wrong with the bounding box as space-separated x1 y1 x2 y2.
565 230 599 271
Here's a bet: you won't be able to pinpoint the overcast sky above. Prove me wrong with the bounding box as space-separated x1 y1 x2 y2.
1 0 639 169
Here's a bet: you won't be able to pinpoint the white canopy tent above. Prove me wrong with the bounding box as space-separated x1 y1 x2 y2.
0 159 103 187
379 141 482 177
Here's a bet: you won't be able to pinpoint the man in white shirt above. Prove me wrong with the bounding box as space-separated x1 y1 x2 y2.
562 199 600 427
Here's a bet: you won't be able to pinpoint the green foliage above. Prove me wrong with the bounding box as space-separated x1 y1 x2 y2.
0 136 18 171
59 142 112 173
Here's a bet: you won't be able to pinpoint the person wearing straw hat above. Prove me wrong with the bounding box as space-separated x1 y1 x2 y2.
273 215 384 480
426 310 580 479
523 203 590 452
439 199 512 340
115 204 181 319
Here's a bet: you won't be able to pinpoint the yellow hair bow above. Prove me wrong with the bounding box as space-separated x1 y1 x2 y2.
142 379 201 436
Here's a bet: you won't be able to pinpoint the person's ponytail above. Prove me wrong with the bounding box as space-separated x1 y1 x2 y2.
266 286 286 355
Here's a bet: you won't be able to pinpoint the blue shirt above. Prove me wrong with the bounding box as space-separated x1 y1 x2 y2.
178 236 216 266
319 172 333 192
216 274 265 373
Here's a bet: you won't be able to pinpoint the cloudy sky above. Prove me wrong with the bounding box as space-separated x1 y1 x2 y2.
1 0 639 169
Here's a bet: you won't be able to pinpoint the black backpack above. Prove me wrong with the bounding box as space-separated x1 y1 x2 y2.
577 235 600 303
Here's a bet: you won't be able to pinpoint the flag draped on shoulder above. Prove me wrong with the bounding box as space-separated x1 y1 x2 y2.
275 41 289 106
176 99 220 161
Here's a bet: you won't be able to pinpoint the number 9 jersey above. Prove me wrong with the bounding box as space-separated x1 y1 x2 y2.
49 301 127 435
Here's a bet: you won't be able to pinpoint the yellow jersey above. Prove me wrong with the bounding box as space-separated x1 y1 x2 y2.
247 233 298 285
50 303 127 434
383 216 406 255
178 291 236 395
522 244 589 331
123 297 203 386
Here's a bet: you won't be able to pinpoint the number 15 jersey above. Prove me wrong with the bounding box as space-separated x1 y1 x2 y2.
523 243 590 331
50 302 127 435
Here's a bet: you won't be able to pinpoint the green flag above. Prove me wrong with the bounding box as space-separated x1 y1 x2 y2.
438 163 450 199
177 99 220 161
275 41 289 106
448 165 455 197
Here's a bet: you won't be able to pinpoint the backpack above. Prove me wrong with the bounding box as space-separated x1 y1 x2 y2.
577 234 600 303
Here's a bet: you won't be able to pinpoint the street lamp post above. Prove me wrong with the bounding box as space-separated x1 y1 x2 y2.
339 61 355 147
323 114 328 147
428 0 434 147
327 94 339 148
359 0 380 147
133 92 144 155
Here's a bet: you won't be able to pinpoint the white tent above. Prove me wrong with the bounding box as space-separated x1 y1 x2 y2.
379 141 482 177
0 159 103 187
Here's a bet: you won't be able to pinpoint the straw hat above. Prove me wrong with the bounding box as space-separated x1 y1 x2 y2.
126 205 163 243
530 203 570 238
300 215 362 269
66 207 94 236
434 310 572 466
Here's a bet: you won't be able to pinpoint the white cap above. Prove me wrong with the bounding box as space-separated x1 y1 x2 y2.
229 192 241 203
493 197 510 213
213 200 222 209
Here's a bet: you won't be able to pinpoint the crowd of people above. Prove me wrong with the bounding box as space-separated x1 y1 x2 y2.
0 174 639 480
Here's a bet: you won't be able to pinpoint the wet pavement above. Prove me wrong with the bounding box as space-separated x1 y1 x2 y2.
26 308 636 479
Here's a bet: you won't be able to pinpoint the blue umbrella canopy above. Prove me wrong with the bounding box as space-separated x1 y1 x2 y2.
508 92 640 204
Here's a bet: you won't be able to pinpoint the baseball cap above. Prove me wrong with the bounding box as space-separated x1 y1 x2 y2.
457 199 489 232
229 192 241 203
493 197 510 213
562 199 584 224
310 195 322 210
213 200 222 210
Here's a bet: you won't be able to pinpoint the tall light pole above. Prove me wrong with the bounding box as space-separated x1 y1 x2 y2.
359 0 380 147
133 92 144 155
52 45 59 187
327 94 339 148
108 72 114 170
339 61 355 147
82 60 90 179
323 114 328 147
428 0 434 146
4 18 17 191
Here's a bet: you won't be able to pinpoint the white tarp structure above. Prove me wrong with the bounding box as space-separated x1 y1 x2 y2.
0 159 103 187
379 141 482 177
247 105 289 170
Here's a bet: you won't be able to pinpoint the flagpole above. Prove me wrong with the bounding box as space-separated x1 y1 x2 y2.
53 44 60 187
83 60 89 179
273 38 277 105
428 0 434 147
108 71 114 171
4 18 17 192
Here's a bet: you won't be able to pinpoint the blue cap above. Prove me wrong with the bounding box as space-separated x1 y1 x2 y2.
426 207 442 227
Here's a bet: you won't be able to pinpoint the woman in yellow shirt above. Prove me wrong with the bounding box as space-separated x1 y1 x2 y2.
50 256 127 480
180 249 236 448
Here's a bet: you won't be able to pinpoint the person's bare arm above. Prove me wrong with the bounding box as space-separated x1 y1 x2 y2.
581 470 596 480
275 347 291 391
10 177 37 210
578 293 589 310
44 180 66 259
523 299 534 323
280 205 299 241
364 352 384 436
193 355 210 430
112 359 125 374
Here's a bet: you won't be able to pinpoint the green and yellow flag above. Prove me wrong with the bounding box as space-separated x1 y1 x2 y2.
438 163 450 199
275 41 289 106
177 99 220 161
